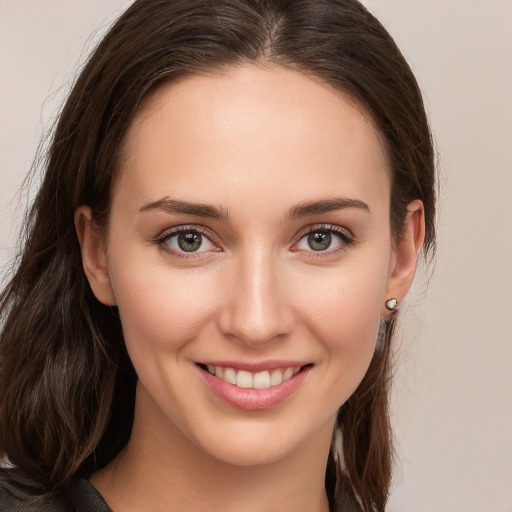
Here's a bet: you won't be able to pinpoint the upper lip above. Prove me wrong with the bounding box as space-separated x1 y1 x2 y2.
197 360 312 373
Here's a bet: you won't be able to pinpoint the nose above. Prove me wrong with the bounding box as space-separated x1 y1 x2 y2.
217 248 294 347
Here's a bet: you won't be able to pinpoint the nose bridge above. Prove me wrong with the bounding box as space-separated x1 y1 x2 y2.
218 244 292 345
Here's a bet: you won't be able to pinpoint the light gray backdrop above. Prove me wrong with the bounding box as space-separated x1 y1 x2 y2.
1 1 511 511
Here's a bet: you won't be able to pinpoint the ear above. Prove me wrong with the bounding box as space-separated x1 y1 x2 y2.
383 199 425 317
74 206 116 306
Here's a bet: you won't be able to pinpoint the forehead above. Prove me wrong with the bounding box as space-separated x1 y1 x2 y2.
115 64 391 213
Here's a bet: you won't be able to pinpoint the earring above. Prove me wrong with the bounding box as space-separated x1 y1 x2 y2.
385 298 398 312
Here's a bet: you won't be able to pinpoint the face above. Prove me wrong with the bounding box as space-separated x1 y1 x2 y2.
82 64 406 467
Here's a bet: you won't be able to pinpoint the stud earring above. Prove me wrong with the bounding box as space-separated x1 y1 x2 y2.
385 298 398 312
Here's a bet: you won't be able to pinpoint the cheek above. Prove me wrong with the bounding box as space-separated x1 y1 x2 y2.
292 259 389 399
296 261 387 339
109 257 219 361
316 284 381 356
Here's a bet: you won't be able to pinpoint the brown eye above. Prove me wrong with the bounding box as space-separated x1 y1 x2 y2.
177 232 203 252
159 228 215 255
307 231 332 251
294 225 354 255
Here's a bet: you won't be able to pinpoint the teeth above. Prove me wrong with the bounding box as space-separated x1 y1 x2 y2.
223 368 237 385
236 370 253 388
282 368 294 382
270 369 283 386
253 371 271 389
204 364 302 389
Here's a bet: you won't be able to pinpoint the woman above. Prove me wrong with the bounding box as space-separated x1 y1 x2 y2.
0 0 436 511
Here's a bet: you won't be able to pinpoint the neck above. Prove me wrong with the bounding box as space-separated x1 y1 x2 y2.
91 384 333 512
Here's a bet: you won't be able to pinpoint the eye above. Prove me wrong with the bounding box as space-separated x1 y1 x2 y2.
173 231 209 252
155 227 217 256
293 225 354 254
304 231 334 251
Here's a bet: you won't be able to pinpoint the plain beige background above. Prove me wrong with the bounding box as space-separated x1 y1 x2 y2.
1 1 511 511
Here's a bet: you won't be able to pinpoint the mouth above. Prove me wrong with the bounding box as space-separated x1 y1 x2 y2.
196 362 313 390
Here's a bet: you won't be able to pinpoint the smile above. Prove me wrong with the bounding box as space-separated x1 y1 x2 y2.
201 364 302 389
197 362 313 410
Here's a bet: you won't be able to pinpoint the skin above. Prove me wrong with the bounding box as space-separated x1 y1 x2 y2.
76 64 424 512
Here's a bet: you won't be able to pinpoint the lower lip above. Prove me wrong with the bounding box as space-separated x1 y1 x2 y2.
198 366 312 411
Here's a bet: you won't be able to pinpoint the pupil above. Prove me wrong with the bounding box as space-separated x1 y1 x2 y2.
308 231 331 251
178 232 202 252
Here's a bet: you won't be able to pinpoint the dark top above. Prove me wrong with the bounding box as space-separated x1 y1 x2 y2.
0 475 361 512
0 478 111 512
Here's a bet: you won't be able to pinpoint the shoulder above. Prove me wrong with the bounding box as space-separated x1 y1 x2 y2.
0 478 68 512
68 479 112 512
0 472 111 512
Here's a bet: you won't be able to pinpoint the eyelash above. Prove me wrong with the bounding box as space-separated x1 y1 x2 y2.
152 224 356 259
153 225 219 260
292 224 356 258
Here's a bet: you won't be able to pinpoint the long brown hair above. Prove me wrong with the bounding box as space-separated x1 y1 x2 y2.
0 1 436 510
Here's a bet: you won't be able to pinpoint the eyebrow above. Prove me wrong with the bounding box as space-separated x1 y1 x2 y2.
138 196 369 221
287 197 370 219
138 197 229 220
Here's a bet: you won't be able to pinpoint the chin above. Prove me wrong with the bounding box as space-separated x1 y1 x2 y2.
196 433 302 467
185 412 333 469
